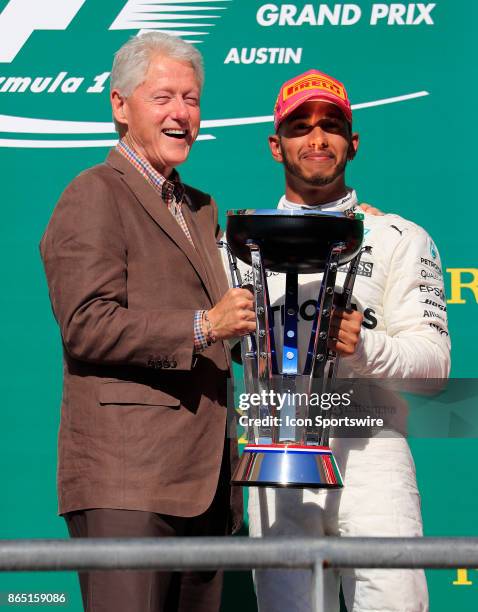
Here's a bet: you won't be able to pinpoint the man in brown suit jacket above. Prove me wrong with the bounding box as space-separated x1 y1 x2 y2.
40 32 255 612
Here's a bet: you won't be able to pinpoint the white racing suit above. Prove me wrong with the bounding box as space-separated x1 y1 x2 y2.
227 190 450 612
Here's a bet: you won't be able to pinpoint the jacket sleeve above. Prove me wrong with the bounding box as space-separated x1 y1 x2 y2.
40 171 197 370
344 224 451 379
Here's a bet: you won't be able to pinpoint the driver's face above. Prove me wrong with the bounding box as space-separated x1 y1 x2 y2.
269 100 358 188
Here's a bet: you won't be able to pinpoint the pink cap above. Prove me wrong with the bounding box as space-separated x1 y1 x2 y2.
274 69 352 131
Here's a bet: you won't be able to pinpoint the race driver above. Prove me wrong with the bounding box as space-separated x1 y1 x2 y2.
244 70 451 612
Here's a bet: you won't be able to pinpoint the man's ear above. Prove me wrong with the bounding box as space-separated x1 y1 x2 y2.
348 132 359 160
269 134 284 163
111 89 128 129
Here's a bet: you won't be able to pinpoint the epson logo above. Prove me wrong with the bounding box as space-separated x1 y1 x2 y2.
419 285 446 302
0 0 230 63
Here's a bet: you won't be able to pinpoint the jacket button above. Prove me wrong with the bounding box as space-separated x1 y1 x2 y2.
155 360 163 369
170 360 177 368
163 359 170 369
147 359 155 368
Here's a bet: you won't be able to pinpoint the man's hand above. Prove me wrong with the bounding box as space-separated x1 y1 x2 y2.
328 308 363 356
208 288 256 340
359 203 384 216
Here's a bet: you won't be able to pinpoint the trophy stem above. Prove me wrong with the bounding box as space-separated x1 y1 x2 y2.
282 273 299 375
299 242 346 448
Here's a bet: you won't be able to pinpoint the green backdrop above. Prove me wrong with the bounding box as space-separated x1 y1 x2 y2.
0 1 477 609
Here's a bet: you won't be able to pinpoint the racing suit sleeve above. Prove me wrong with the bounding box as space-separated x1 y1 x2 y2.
344 225 451 378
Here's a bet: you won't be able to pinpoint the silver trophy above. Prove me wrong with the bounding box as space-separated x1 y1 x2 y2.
221 208 366 488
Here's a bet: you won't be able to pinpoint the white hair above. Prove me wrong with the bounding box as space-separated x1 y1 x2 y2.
110 32 204 132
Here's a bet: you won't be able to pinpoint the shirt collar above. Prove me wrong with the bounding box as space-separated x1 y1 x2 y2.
277 189 359 215
116 138 185 205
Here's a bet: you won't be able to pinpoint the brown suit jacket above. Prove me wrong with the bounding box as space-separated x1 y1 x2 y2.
40 149 241 530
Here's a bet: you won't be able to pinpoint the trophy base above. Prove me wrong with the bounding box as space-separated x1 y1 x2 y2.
232 444 343 489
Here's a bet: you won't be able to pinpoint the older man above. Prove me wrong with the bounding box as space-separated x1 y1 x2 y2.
40 33 254 612
246 70 450 612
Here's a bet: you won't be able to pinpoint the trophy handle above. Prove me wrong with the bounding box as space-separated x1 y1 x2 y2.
319 245 372 446
246 241 279 443
217 240 257 376
326 245 373 383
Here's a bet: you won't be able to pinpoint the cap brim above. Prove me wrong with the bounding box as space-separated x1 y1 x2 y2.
276 91 352 129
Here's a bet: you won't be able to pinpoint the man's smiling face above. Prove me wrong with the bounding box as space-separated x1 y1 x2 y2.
269 100 358 189
111 54 201 177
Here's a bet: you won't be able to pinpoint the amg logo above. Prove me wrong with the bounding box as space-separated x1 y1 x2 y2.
338 261 374 278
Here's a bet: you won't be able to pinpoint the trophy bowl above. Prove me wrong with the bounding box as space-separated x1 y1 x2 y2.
226 209 363 274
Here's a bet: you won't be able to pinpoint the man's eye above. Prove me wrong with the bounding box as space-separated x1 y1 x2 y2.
322 120 342 131
154 96 171 104
185 97 199 106
293 122 310 130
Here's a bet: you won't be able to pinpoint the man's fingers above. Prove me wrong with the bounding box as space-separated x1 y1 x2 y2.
240 309 257 321
328 337 356 355
332 309 363 330
333 307 362 319
359 203 385 216
236 299 254 311
330 319 362 334
237 287 254 298
228 287 253 299
329 325 358 345
238 321 256 335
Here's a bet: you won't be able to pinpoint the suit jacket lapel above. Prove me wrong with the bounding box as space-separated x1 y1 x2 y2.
106 149 214 305
182 196 222 305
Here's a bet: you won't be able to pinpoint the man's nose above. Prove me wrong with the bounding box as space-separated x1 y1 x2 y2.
309 126 328 148
170 96 189 121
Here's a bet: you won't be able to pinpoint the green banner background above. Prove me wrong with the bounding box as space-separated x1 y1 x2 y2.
0 1 477 609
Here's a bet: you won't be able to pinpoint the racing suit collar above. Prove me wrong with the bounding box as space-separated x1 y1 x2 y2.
278 189 358 214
